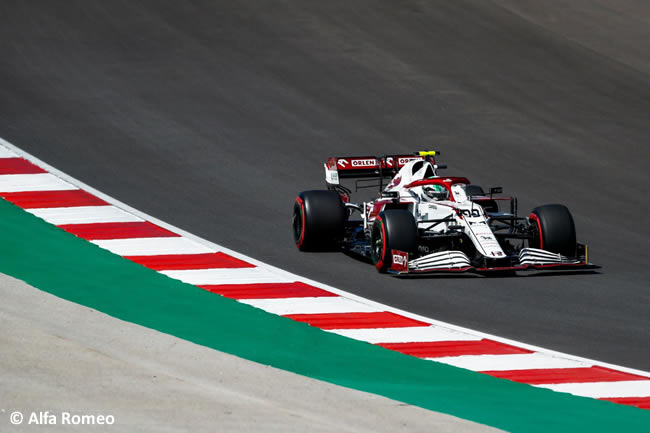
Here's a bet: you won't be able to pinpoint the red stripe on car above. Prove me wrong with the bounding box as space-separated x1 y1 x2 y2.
528 212 543 250
375 215 386 270
295 196 306 247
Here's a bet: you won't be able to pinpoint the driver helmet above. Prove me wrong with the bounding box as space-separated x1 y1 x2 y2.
423 184 449 201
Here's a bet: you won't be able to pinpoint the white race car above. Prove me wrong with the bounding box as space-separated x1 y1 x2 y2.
292 151 594 274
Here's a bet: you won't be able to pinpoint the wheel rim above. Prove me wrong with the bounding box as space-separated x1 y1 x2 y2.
529 213 542 249
371 222 383 264
292 203 303 245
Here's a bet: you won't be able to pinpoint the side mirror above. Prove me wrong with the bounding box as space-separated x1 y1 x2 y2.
489 187 503 197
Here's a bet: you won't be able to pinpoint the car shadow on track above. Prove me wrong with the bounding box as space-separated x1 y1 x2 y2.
396 269 602 279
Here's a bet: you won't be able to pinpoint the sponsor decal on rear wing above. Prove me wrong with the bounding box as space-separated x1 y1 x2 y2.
324 152 440 184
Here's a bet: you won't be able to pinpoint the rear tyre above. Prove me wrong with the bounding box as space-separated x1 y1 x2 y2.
529 204 577 256
293 190 346 251
371 210 417 272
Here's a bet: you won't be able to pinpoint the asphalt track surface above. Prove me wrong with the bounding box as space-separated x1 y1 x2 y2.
1 1 648 370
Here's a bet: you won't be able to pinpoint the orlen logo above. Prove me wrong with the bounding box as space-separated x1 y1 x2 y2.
391 250 408 272
393 254 407 265
351 158 377 167
398 157 422 165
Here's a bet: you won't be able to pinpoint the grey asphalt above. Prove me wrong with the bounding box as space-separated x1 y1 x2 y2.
0 273 501 433
0 0 648 370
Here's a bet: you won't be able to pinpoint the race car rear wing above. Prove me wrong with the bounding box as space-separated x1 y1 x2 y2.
324 151 442 185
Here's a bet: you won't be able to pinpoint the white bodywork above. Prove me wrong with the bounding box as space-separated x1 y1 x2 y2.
374 161 506 268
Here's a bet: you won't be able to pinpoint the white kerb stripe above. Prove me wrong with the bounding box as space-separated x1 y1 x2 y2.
240 296 379 316
161 268 292 285
0 148 17 158
27 205 143 225
93 237 215 256
328 326 480 344
0 173 77 192
433 352 591 372
537 380 650 398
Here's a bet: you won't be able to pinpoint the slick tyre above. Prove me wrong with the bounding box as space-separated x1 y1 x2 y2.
529 204 577 256
293 190 346 251
371 209 417 272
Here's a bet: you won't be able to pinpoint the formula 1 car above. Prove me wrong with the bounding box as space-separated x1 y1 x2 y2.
292 151 594 274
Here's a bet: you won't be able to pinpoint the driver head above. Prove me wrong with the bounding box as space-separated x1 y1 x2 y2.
423 184 449 201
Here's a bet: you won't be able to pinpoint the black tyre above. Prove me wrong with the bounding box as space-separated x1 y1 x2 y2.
529 204 577 256
293 190 346 251
370 209 417 272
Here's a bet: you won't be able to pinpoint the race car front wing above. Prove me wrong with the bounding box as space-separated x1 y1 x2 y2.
389 245 596 275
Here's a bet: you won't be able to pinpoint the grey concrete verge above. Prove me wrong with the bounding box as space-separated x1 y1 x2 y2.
0 273 502 433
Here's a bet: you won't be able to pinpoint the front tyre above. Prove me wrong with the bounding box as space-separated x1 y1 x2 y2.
293 190 346 251
529 204 577 256
371 209 417 272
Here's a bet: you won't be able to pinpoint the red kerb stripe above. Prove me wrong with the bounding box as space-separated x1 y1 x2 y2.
0 157 46 174
58 221 179 240
126 252 254 270
482 366 650 385
200 282 337 299
0 189 107 208
283 312 430 330
600 397 650 410
378 339 532 358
